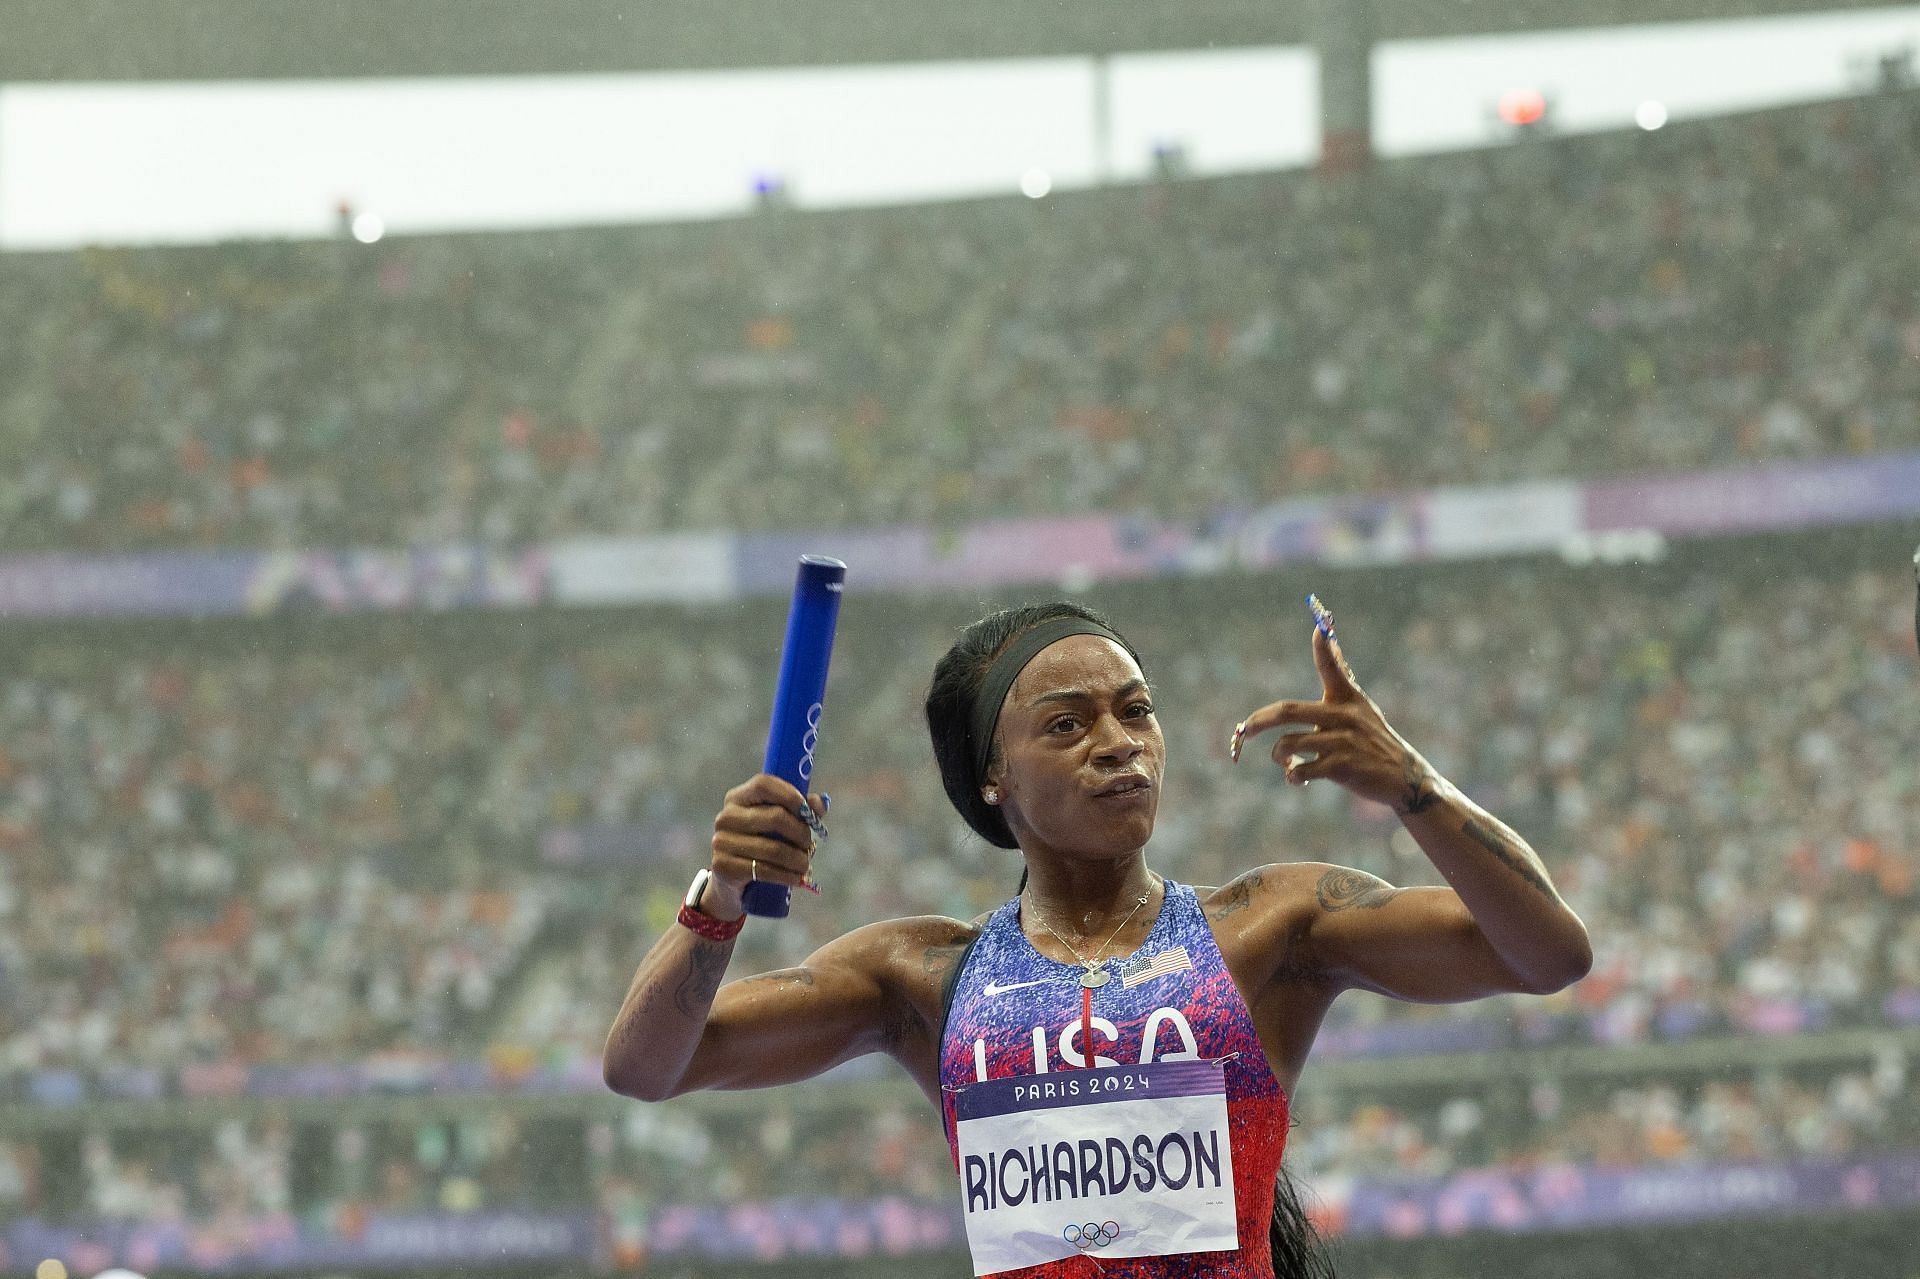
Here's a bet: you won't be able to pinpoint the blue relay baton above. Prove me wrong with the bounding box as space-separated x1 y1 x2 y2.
742 554 847 918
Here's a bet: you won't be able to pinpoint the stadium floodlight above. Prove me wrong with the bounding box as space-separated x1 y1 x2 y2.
350 212 386 244
1635 100 1669 131
1019 167 1053 199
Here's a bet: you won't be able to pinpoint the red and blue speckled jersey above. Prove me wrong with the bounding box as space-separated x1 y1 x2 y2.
939 880 1290 1278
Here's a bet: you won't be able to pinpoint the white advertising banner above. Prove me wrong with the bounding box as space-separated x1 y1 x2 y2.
548 533 736 605
950 1059 1238 1276
1424 482 1581 560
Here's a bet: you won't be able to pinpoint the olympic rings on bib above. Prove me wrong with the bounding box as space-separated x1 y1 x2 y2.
1062 1220 1121 1250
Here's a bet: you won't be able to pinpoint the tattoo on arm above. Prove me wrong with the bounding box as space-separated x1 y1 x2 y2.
1206 868 1266 922
1314 867 1402 913
1396 746 1443 815
1205 868 1329 985
867 942 968 1057
911 936 975 1042
671 941 731 1019
922 940 971 983
1461 815 1558 902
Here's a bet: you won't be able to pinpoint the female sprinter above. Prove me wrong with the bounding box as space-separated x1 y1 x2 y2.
603 602 1592 1277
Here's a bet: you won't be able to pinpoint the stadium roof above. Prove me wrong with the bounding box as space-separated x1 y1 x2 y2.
1 0 1912 80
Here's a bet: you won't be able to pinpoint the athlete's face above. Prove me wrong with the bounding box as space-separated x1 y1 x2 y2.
986 635 1163 859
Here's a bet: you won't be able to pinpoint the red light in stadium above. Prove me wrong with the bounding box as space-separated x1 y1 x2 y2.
1497 88 1548 127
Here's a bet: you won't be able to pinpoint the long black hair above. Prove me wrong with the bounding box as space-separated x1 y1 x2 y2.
926 601 1337 1277
1271 1154 1339 1279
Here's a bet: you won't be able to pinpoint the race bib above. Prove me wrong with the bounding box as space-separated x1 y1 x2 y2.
951 1058 1238 1276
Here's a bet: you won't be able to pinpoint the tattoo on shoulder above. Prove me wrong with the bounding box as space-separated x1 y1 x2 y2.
672 941 731 1019
878 934 974 1055
1314 867 1402 913
922 936 973 986
1206 868 1266 922
1397 747 1443 815
1461 815 1558 902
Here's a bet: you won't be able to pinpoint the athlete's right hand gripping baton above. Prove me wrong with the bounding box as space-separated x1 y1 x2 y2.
742 554 847 918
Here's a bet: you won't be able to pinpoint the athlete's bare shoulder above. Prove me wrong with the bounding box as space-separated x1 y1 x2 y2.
806 912 990 1085
1195 862 1325 924
1195 863 1338 989
817 912 988 1005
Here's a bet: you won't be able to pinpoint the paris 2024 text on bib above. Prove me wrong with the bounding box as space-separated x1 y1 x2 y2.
950 1058 1239 1275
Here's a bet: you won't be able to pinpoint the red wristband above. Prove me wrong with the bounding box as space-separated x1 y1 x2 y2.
678 902 746 942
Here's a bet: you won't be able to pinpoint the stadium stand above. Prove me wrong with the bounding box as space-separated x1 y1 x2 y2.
1 95 1917 552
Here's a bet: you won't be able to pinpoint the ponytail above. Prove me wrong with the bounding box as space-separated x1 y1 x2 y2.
1270 1162 1336 1278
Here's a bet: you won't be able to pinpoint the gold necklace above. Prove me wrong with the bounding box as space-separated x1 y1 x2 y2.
1024 876 1159 990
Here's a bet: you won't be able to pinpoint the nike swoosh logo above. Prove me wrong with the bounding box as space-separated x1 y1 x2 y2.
983 979 1049 998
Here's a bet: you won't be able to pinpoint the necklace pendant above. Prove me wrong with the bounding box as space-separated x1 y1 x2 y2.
1080 966 1111 989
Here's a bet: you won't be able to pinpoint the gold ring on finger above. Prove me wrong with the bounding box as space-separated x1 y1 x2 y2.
750 860 759 881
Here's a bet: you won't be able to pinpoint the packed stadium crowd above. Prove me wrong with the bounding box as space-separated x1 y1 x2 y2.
3 91 1919 554
0 642 558 1077
1 548 1913 1093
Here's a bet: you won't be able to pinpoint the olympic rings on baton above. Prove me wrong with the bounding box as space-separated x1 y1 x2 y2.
1062 1221 1121 1250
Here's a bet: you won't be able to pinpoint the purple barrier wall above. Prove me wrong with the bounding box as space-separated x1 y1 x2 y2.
0 452 1914 620
646 1197 963 1263
0 1212 594 1275
1584 450 1920 537
11 1154 1920 1274
0 545 552 620
1335 1151 1920 1238
0 551 259 617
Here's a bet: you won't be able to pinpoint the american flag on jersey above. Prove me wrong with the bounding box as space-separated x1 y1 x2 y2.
1118 945 1194 989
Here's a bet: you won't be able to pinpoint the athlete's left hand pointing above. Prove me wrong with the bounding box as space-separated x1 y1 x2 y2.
1230 625 1442 815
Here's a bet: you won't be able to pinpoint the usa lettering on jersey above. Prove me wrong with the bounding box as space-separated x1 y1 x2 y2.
971 1005 1202 1081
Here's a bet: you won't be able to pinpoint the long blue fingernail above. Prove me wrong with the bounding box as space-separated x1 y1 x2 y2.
1307 593 1336 639
821 793 832 812
798 802 828 841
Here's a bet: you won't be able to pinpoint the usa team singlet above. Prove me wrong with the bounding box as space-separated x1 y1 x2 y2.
939 880 1290 1277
